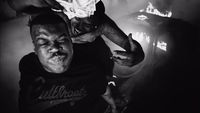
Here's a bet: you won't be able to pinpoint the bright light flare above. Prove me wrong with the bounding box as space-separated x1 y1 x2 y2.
132 32 167 52
131 32 150 54
156 41 167 51
137 15 148 21
108 81 116 86
132 32 150 44
140 2 172 18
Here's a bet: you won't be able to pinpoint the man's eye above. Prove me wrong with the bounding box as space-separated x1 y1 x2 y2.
36 39 48 45
57 36 68 43
57 39 66 43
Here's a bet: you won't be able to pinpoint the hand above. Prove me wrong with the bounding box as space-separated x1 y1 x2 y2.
111 108 118 113
112 33 138 67
44 0 63 10
71 29 100 44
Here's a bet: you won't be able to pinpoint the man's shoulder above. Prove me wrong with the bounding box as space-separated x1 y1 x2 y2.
20 52 37 64
19 52 38 72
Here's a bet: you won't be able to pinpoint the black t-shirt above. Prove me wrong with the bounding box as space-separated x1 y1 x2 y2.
19 38 113 113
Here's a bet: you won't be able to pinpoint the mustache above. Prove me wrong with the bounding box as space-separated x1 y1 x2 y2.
49 51 67 59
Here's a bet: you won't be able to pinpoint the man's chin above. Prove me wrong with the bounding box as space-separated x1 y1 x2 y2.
44 56 72 73
51 69 66 74
49 56 66 64
47 66 68 74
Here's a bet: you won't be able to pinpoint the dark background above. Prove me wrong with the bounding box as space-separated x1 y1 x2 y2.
0 0 200 113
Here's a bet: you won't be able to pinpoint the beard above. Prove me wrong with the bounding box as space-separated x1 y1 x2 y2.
38 48 73 73
49 55 67 66
46 53 72 73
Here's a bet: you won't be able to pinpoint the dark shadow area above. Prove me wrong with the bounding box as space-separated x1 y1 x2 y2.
124 14 200 113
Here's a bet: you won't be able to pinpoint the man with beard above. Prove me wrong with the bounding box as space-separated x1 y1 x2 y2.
9 0 145 68
19 12 117 113
16 1 145 113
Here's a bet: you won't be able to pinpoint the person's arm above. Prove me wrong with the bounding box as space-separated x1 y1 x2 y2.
72 15 145 67
99 14 131 51
102 86 118 113
98 14 145 67
9 0 144 67
8 0 62 14
8 0 46 12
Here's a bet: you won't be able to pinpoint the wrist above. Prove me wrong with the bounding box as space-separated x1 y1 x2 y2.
94 24 104 36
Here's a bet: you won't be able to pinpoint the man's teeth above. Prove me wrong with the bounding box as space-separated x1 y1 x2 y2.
50 56 65 64
74 28 81 35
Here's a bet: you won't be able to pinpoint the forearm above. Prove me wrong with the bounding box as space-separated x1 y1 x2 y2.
102 86 116 110
98 14 131 51
8 0 48 12
102 94 116 109
99 14 145 65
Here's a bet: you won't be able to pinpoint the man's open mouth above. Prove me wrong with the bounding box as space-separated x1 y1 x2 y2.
49 55 66 64
73 27 82 36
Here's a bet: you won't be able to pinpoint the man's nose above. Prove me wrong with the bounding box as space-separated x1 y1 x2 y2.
49 47 59 53
49 43 60 53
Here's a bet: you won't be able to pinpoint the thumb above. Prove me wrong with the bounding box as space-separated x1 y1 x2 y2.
128 33 132 38
128 33 136 51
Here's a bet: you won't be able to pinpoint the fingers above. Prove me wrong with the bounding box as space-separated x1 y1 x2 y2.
112 56 133 66
44 0 63 10
112 108 118 113
113 50 131 59
112 33 141 67
71 32 96 43
112 50 135 66
128 33 136 51
71 39 88 44
128 33 132 38
71 37 96 43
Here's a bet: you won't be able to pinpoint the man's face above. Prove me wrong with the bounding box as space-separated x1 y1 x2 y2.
31 23 73 74
70 17 95 36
